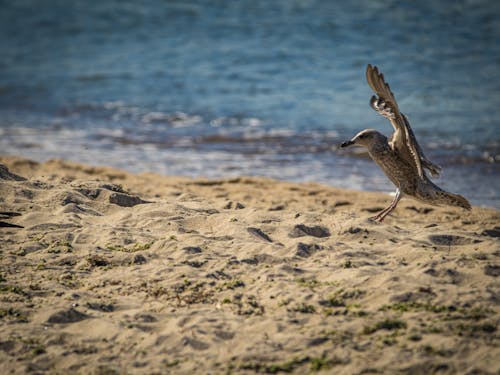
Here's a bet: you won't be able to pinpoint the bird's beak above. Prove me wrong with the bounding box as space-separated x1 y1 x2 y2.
340 140 355 148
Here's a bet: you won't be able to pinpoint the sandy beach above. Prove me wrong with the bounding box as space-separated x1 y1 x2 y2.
0 155 498 374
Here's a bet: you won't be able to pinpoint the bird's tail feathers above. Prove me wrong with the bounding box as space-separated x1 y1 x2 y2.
434 190 471 210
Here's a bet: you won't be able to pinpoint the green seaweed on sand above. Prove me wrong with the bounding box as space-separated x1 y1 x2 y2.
105 241 153 252
363 318 407 334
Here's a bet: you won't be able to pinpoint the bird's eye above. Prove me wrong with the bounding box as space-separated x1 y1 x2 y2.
359 134 366 139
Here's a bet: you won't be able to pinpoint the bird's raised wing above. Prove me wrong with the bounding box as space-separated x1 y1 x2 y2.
366 64 440 178
401 114 441 177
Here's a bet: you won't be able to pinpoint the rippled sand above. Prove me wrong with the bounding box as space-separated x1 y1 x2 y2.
1 156 498 374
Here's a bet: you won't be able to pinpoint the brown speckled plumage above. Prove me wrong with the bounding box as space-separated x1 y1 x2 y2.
341 65 471 222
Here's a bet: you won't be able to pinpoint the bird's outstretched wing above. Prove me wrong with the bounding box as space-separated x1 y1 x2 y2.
366 64 441 178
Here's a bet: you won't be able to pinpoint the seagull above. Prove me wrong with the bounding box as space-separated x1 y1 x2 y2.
340 64 471 222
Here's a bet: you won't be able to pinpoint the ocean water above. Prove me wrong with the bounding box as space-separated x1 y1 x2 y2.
1 0 499 207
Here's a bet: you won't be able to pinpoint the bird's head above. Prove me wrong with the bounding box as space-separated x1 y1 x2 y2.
340 129 385 149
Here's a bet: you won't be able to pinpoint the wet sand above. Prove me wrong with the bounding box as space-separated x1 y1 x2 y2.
0 156 498 374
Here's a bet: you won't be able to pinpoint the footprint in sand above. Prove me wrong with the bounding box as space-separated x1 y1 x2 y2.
428 234 474 246
47 308 90 324
296 243 323 258
247 227 273 243
289 224 330 238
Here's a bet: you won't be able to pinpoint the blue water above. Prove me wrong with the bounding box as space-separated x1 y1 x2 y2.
1 0 499 207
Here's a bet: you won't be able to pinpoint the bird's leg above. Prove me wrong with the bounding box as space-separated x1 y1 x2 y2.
370 189 402 222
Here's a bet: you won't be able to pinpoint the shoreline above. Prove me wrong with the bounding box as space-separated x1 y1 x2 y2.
1 155 499 374
1 153 497 209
